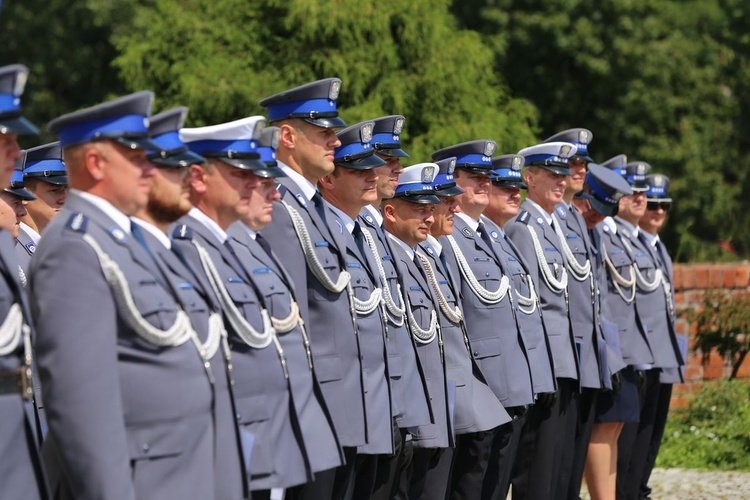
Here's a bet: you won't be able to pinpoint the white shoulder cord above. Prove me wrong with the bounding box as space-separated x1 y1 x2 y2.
662 276 675 317
281 201 350 293
0 303 24 356
445 235 509 304
349 282 383 316
601 240 637 304
414 251 463 324
360 227 406 325
18 266 27 288
82 234 193 347
405 294 439 344
620 235 662 292
525 224 568 293
514 276 539 315
192 240 275 349
551 214 591 282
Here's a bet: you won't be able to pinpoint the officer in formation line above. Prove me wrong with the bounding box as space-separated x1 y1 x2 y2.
0 65 685 500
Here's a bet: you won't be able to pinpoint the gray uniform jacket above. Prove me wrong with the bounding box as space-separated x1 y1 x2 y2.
0 229 48 499
390 239 452 449
597 222 654 366
481 217 557 395
328 211 393 455
136 223 246 500
417 239 510 434
259 176 366 447
15 224 36 274
228 222 344 473
616 223 683 372
505 201 580 381
30 192 223 500
553 204 605 389
442 215 534 407
172 214 322 489
359 208 432 430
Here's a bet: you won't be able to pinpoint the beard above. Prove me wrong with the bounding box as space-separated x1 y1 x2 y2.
147 194 191 225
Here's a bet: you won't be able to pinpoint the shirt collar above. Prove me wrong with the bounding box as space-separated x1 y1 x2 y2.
327 203 356 234
615 216 639 237
388 232 415 259
425 234 443 256
189 207 228 243
455 212 480 232
601 216 617 234
131 217 171 249
73 189 131 234
19 221 40 244
280 161 317 201
363 204 384 226
236 221 257 240
639 230 659 246
480 215 504 237
525 198 554 225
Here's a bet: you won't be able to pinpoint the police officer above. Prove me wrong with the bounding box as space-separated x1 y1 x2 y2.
258 78 366 500
131 107 247 500
21 142 68 242
3 156 36 272
357 115 432 499
175 116 341 497
612 161 682 500
505 141 582 499
432 140 535 499
415 157 511 500
0 63 48 500
33 92 234 499
382 163 454 499
637 173 684 500
318 120 394 498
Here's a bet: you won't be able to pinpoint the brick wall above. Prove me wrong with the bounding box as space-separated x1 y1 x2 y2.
671 263 750 405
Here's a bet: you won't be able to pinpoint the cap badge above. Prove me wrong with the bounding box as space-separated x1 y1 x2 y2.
14 69 28 96
512 156 523 170
559 145 572 158
421 165 436 183
361 123 374 143
394 117 404 135
579 130 589 143
654 175 665 187
329 80 341 100
637 163 646 175
484 142 497 157
447 158 456 174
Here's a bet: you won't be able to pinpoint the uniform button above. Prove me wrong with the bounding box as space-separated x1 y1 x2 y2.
270 285 275 290
357 278 361 284
419 298 424 303
474 350 478 356
485 272 490 277
142 443 150 453
325 258 329 264
236 412 242 420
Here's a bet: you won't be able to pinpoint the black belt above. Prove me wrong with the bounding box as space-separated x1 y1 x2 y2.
0 367 33 399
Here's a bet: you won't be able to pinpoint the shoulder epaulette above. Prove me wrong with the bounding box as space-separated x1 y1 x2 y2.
66 212 88 233
171 224 194 240
517 210 530 225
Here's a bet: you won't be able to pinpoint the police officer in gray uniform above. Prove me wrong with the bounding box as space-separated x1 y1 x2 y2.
33 92 238 499
505 141 582 500
637 173 684 499
382 163 453 498
131 106 247 500
0 63 49 500
20 142 69 247
175 116 341 497
358 115 432 499
258 79 367 500
432 140 535 500
416 157 510 500
5 156 37 272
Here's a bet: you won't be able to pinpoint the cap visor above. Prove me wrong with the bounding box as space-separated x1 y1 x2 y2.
4 187 36 201
37 174 68 186
149 149 206 168
492 180 528 190
303 116 347 129
0 116 40 135
539 165 572 176
335 154 387 170
572 154 594 163
399 193 441 204
435 184 464 197
112 136 163 151
376 147 410 158
456 164 493 173
646 196 672 203
250 164 287 179
631 185 649 192
219 157 267 170
580 192 618 217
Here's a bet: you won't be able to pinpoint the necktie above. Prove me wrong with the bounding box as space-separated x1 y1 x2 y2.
255 233 273 259
130 221 155 259
312 191 328 224
352 221 368 259
477 221 493 248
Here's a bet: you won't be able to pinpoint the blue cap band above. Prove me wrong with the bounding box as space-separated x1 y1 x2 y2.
10 169 24 184
572 142 588 155
395 183 433 195
24 159 66 175
587 172 619 205
646 185 666 197
258 146 276 164
335 141 373 160
432 173 455 186
626 173 646 184
455 153 493 166
267 98 338 121
187 139 258 155
0 93 20 113
56 114 149 147
152 131 185 151
524 153 569 166
493 168 522 180
371 132 401 146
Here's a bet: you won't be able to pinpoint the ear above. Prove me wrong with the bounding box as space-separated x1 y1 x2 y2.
382 202 397 224
278 123 296 150
523 168 534 185
190 164 208 195
318 173 336 193
83 144 106 182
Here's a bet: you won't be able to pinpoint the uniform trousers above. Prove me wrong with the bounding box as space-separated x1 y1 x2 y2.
449 427 499 500
511 378 579 500
481 407 528 500
371 421 411 500
638 382 673 499
616 369 660 500
285 446 357 500
560 388 599 499
407 447 452 500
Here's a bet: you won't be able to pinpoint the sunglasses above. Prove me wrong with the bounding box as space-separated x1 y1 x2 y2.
647 201 671 212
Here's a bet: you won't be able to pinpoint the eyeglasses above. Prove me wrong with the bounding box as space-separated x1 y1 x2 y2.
647 201 671 212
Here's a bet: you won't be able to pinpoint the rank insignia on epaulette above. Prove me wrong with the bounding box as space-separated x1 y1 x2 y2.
461 227 473 238
108 226 127 243
518 210 530 224
363 213 374 224
294 192 307 208
556 206 567 218
335 219 343 234
172 224 193 240
66 212 88 233
536 216 544 225
25 242 36 254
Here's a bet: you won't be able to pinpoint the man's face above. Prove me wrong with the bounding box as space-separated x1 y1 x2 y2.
387 200 435 247
0 134 22 187
431 195 459 237
289 121 341 179
618 191 648 221
0 191 27 238
566 158 587 196
485 184 522 224
525 167 567 213
455 170 491 214
201 161 260 222
323 167 379 213
243 174 281 231
146 165 193 225
26 181 68 228
98 142 155 216
373 154 404 200
572 197 606 228
640 201 670 234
